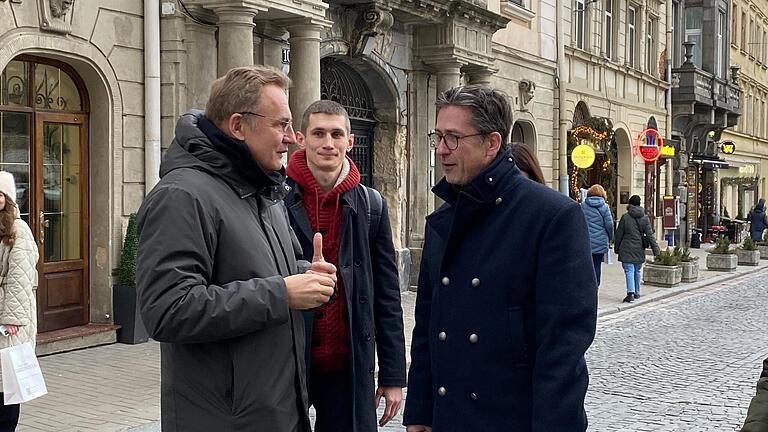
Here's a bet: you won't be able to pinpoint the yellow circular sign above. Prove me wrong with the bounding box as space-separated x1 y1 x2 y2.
571 144 596 169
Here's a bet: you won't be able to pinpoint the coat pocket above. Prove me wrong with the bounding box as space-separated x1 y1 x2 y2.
507 307 529 367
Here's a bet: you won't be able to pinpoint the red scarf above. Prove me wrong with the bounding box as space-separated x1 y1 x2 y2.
287 149 360 372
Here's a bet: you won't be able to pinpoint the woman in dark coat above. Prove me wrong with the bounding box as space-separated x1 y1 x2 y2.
614 195 660 303
748 199 768 242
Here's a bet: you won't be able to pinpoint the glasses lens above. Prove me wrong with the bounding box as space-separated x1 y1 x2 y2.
445 134 459 150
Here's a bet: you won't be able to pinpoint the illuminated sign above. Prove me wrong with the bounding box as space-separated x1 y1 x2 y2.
571 144 596 168
660 146 676 157
635 128 664 163
720 141 736 154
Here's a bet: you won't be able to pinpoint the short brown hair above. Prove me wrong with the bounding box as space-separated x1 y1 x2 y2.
587 184 607 199
301 100 351 133
205 66 291 126
510 142 545 185
0 197 17 247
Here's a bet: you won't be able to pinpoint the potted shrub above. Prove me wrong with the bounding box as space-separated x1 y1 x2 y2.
737 237 761 266
642 249 682 287
113 213 149 344
706 237 738 271
675 246 699 282
757 240 768 259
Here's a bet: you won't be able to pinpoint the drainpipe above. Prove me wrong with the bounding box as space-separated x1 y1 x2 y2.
144 0 161 192
665 0 673 197
556 0 569 194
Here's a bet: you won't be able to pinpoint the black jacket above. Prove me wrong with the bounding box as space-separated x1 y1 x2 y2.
285 182 406 432
615 205 661 264
749 205 768 241
403 149 597 431
743 357 768 431
136 111 310 432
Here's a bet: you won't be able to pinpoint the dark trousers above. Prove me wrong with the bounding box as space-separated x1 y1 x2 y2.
592 253 604 286
0 394 19 432
309 371 353 432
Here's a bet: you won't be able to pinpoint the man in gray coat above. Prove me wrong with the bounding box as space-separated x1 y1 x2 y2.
136 66 337 432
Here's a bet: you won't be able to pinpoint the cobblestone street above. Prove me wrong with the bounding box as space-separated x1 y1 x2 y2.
585 271 767 431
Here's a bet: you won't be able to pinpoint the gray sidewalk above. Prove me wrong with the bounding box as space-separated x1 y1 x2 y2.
16 246 768 431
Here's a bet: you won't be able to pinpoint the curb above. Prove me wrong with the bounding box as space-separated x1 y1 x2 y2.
597 264 768 318
123 421 160 432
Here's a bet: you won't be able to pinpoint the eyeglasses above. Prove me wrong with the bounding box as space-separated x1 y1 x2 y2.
239 111 294 134
428 130 486 151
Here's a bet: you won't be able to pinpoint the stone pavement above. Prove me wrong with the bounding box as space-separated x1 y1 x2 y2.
14 245 768 431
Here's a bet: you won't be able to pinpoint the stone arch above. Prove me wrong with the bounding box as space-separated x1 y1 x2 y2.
573 100 591 126
0 29 124 324
511 119 537 151
614 125 634 219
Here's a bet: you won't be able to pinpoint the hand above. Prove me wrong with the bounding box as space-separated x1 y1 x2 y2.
375 386 403 426
308 233 337 284
284 273 335 310
4 325 19 336
406 426 432 432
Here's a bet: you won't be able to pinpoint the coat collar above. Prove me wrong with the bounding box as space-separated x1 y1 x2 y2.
432 148 520 206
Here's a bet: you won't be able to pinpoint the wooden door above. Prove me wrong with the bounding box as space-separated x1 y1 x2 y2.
35 112 89 332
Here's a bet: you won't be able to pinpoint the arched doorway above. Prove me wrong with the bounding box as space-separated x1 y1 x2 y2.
615 127 633 220
511 120 537 149
0 56 89 332
320 57 376 186
567 102 616 207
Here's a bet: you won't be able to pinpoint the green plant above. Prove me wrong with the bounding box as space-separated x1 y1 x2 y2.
673 245 697 262
654 249 681 266
741 237 758 251
710 236 733 255
117 213 138 286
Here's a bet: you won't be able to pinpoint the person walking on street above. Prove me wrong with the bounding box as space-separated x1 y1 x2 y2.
136 66 337 432
747 198 768 242
285 100 406 432
0 172 38 432
403 85 597 431
581 184 614 286
741 356 768 431
614 195 660 303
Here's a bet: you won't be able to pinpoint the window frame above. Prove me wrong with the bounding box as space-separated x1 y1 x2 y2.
627 5 637 68
605 0 614 59
646 17 656 74
575 0 586 50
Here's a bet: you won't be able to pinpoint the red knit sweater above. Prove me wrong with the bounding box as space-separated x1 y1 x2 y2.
287 150 361 372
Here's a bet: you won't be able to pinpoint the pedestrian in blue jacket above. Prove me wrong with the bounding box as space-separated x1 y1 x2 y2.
403 85 597 432
581 184 614 286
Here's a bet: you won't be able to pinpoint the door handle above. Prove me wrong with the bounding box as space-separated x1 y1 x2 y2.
39 211 48 243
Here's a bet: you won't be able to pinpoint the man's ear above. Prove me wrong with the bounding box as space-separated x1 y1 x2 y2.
227 114 247 141
486 131 502 157
347 134 355 151
295 131 306 149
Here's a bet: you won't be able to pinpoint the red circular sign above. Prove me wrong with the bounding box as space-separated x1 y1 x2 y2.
635 128 664 163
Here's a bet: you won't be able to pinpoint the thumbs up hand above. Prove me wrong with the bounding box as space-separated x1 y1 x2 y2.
309 233 337 284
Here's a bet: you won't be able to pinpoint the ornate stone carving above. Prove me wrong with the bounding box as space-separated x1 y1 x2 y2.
38 0 74 34
518 79 536 111
352 4 394 56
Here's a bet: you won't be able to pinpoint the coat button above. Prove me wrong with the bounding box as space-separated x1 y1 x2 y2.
441 277 450 286
437 387 447 397
359 296 368 304
470 392 478 400
471 278 480 287
508 157 514 162
354 259 362 267
494 197 502 205
469 334 478 344
487 176 494 184
438 331 447 341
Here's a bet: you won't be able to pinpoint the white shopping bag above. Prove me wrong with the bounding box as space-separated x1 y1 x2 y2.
1 342 47 404
604 250 615 265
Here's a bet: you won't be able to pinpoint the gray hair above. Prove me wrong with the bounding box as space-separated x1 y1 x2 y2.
436 85 513 149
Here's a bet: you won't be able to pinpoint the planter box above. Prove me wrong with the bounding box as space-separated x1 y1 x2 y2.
113 284 149 344
758 245 768 259
706 253 738 271
642 264 682 287
737 249 761 266
681 260 699 282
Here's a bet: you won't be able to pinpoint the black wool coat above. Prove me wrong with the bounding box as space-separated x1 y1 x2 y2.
403 149 598 431
285 182 407 432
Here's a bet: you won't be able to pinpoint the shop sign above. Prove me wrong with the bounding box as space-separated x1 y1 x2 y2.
739 165 756 175
660 145 675 158
720 141 736 155
571 144 596 168
635 128 664 163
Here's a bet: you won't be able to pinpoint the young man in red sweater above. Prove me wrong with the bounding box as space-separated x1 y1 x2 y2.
285 100 406 432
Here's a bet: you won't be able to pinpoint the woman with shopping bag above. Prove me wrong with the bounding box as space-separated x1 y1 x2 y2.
0 172 39 431
580 184 614 287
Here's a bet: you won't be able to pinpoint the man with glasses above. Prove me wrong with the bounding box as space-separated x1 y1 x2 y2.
136 66 337 432
403 85 597 431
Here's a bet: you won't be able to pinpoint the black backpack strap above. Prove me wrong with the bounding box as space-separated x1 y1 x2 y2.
362 185 383 243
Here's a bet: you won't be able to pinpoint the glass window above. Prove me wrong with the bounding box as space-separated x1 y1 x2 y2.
0 61 30 108
686 7 703 68
575 0 586 50
0 112 30 221
605 0 614 59
628 6 637 67
732 4 738 47
34 64 82 111
646 18 656 74
716 10 725 77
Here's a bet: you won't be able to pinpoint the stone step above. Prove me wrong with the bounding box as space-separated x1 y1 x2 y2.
36 323 119 357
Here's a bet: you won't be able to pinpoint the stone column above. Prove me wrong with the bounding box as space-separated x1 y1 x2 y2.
214 7 257 76
467 67 495 86
433 62 463 199
287 22 322 132
259 22 287 69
